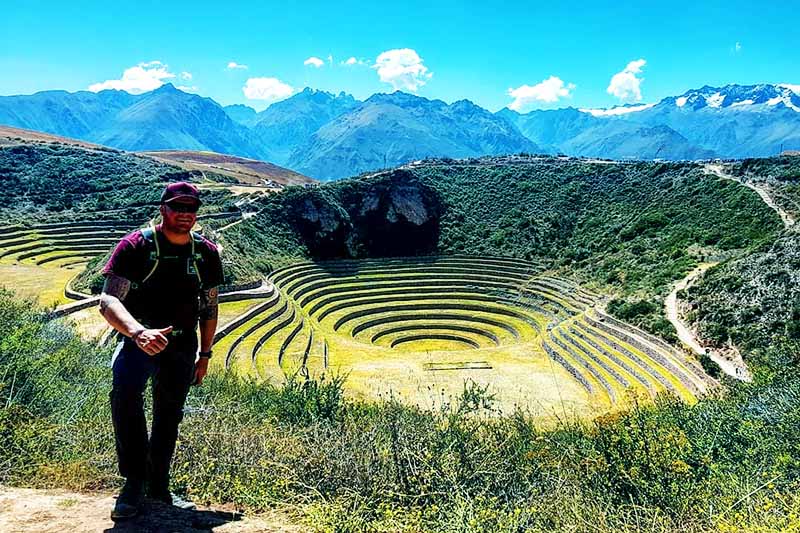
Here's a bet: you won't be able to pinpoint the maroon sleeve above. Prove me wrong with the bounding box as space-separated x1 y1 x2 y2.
102 232 144 281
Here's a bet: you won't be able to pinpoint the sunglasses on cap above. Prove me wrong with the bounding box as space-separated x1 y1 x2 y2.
164 202 200 213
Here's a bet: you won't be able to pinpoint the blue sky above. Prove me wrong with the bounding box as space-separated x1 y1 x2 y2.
1 0 797 112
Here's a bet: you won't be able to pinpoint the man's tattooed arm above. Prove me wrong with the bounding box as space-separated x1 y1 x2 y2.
99 274 147 340
199 287 219 321
199 287 219 354
99 274 131 315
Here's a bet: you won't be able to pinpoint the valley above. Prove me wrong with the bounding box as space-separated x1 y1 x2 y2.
1 136 798 532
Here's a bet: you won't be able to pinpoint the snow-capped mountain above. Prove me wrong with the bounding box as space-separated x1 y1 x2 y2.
662 84 800 112
502 83 800 160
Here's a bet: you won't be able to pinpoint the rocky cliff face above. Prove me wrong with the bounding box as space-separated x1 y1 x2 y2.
285 169 443 258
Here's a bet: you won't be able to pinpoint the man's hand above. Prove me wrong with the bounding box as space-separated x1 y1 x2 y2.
193 356 209 386
133 326 173 356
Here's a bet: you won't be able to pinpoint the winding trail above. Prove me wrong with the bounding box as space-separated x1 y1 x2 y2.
663 163 795 382
705 163 796 229
665 263 751 381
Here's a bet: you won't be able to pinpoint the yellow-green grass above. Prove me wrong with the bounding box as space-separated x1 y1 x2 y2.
559 320 662 397
217 299 267 326
224 303 293 377
322 330 596 419
592 310 710 386
210 295 285 369
544 329 615 407
579 314 708 397
15 248 101 266
0 258 79 306
572 318 697 403
63 307 110 340
370 323 503 348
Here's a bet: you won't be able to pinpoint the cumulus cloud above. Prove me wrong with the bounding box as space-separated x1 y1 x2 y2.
507 76 576 111
88 61 175 94
734 41 742 53
242 77 294 103
180 71 192 80
607 59 646 102
227 61 248 70
176 85 199 94
304 56 324 68
373 48 432 91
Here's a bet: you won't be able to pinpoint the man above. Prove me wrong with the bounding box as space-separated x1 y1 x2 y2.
99 182 224 520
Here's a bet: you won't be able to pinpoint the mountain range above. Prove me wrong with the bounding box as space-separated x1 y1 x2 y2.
1 83 798 180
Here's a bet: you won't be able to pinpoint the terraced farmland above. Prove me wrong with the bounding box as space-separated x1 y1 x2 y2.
212 255 714 415
0 220 137 305
0 220 134 267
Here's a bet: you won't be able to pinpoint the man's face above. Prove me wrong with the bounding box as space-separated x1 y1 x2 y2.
160 198 199 233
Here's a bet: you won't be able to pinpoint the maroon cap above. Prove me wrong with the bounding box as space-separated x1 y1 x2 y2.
161 182 202 205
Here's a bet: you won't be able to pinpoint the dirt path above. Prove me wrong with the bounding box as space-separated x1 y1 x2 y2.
705 163 796 229
665 264 751 381
0 486 306 533
668 162 798 382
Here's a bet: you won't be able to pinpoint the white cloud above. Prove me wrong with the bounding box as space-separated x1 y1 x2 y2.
507 76 576 111
734 41 742 53
242 77 294 103
342 56 367 66
180 71 192 80
327 54 333 65
227 61 248 70
304 56 324 68
88 61 174 94
607 59 646 102
176 85 199 94
373 48 432 92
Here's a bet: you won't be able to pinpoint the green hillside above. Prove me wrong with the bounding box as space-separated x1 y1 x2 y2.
213 156 780 340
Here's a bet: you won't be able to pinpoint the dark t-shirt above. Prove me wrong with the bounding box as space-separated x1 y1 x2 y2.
103 226 224 331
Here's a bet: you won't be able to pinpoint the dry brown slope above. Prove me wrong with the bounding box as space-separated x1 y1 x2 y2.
139 150 315 186
0 125 108 149
0 125 314 187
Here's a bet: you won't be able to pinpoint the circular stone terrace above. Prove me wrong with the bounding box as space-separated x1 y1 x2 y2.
211 255 716 418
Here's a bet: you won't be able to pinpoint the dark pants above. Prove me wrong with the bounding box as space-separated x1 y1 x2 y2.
110 336 196 491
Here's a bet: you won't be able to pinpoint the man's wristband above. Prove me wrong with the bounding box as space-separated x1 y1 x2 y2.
199 350 213 359
130 328 145 341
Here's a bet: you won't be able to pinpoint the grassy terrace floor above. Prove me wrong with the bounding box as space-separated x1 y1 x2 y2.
0 257 81 306
211 255 714 419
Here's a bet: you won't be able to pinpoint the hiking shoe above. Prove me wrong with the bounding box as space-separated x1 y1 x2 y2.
111 478 143 520
148 490 197 510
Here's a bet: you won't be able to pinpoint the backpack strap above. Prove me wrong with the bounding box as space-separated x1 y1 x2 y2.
141 222 161 284
136 224 204 287
189 231 203 285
